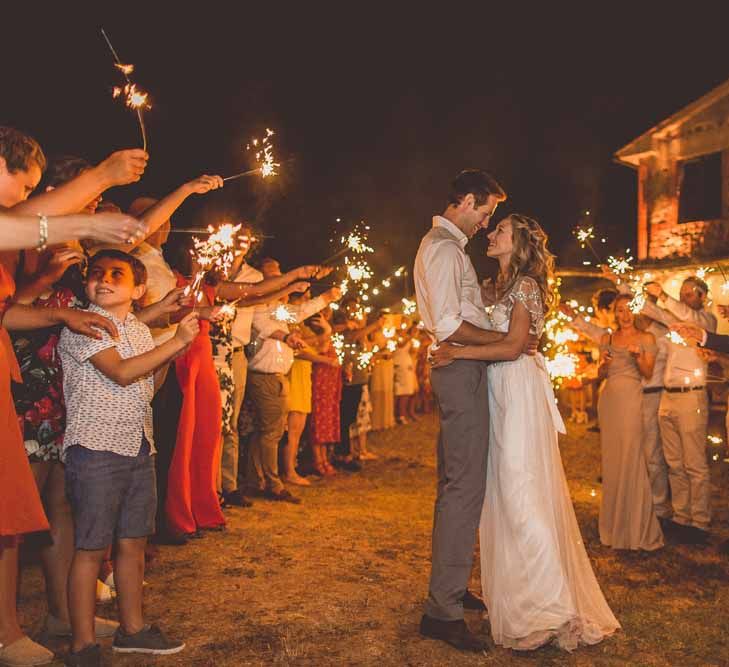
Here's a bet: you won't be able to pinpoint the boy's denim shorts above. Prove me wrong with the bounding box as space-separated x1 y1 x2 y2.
64 440 156 550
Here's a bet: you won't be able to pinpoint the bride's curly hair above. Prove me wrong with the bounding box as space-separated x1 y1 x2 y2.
496 214 557 313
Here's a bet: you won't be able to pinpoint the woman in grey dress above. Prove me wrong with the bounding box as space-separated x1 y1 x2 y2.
598 294 663 551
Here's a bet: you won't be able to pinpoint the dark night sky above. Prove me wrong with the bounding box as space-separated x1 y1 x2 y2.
3 8 729 290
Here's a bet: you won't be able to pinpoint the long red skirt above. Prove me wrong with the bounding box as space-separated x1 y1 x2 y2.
165 329 225 534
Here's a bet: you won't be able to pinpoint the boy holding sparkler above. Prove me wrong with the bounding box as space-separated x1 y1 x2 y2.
59 250 196 665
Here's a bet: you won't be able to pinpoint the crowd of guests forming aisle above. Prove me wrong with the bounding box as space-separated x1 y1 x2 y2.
0 127 434 667
561 272 729 553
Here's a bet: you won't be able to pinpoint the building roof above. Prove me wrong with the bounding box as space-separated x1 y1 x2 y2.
615 77 729 167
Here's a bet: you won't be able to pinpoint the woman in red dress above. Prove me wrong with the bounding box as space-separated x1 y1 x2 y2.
165 271 226 536
308 311 342 476
0 261 51 662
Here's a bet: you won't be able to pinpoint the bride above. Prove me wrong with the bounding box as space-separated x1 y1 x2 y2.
431 214 620 651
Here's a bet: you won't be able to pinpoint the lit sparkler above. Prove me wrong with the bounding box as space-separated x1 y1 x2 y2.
332 333 345 364
357 349 375 369
218 303 237 318
101 28 149 151
696 266 714 281
184 223 242 305
347 261 373 283
546 352 579 381
629 291 646 315
223 128 280 182
572 225 601 262
666 331 688 347
606 252 634 276
272 304 297 324
402 298 417 316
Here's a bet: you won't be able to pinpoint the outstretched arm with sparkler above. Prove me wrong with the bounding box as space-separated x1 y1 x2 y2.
671 322 729 354
644 282 718 332
11 149 148 217
0 211 147 251
95 175 224 253
215 265 331 302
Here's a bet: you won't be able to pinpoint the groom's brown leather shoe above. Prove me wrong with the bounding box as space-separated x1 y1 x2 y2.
462 590 487 612
419 615 488 652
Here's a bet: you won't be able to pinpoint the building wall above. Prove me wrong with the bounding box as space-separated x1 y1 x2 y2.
641 146 729 261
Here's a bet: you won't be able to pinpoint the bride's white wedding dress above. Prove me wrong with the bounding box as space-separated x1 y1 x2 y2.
480 276 620 651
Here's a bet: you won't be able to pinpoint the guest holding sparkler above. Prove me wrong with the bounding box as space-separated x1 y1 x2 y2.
597 294 662 551
370 326 396 431
333 302 384 470
282 294 342 486
213 249 338 499
163 238 227 538
243 260 340 503
308 308 343 476
638 277 717 544
0 210 147 667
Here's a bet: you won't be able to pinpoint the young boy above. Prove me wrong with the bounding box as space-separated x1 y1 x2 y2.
59 249 197 666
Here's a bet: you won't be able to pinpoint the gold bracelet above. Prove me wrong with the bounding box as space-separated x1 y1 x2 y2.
37 214 49 251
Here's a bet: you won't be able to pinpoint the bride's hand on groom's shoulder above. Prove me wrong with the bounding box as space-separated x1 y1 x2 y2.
429 343 456 368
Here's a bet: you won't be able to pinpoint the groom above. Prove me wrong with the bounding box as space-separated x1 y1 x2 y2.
414 170 510 652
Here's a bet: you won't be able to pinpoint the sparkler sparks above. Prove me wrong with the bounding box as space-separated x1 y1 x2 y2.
666 331 688 347
223 128 280 182
357 349 375 369
218 303 237 318
606 253 634 276
629 291 646 315
332 333 345 364
401 298 417 316
546 353 579 381
185 223 242 306
696 266 714 281
572 225 601 261
347 261 373 283
272 304 297 324
101 28 149 151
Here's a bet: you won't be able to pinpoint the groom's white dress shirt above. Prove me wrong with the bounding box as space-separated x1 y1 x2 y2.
414 216 490 343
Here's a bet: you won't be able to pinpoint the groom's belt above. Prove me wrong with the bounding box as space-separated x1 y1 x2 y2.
642 387 664 394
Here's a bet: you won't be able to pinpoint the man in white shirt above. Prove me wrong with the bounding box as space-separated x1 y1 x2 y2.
414 170 507 653
244 267 340 505
641 277 717 542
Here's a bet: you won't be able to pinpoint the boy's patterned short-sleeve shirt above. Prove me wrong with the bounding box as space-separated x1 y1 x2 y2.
58 304 155 459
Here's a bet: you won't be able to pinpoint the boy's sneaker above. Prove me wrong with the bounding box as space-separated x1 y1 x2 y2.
64 644 101 667
111 624 185 655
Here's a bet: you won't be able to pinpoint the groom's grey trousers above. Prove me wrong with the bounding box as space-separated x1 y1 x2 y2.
425 359 489 621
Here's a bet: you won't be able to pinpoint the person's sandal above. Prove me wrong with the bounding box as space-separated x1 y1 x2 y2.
0 636 54 666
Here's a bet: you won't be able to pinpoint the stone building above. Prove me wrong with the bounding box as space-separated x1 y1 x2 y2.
615 78 729 262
